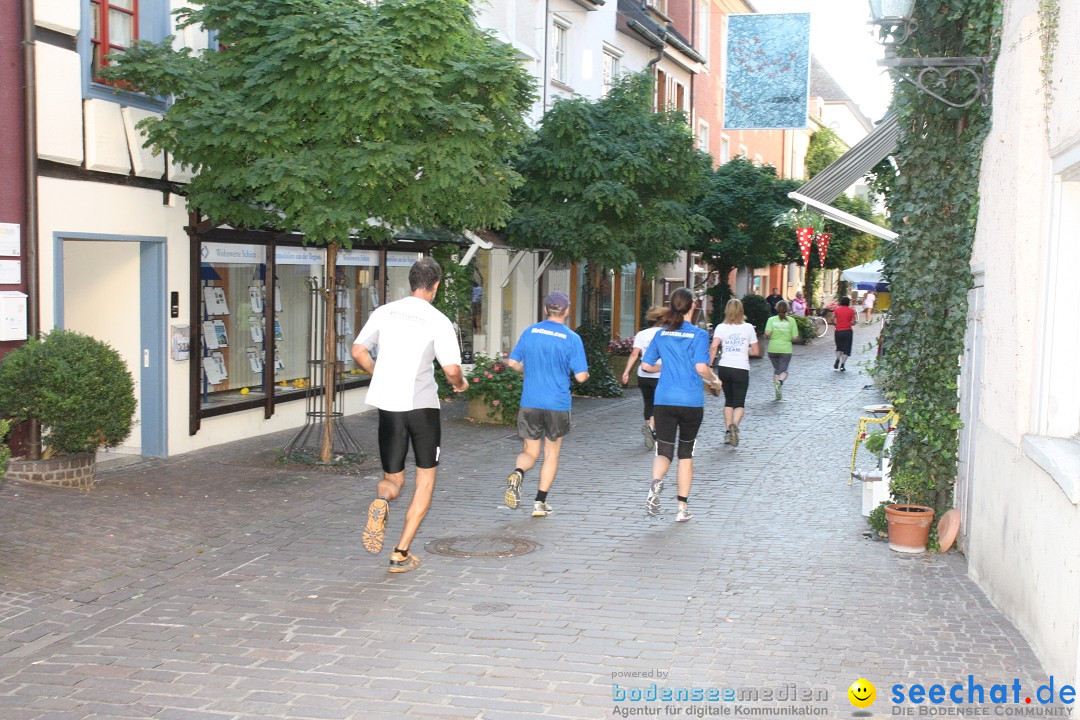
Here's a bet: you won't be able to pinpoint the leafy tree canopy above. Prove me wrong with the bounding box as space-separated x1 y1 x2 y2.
506 73 711 275
805 126 847 179
693 156 797 272
778 194 882 271
104 0 536 246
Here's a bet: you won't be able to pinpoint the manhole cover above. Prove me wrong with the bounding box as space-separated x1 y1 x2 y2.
425 535 539 558
472 602 510 613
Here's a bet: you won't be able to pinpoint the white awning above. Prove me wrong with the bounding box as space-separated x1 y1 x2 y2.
788 191 899 242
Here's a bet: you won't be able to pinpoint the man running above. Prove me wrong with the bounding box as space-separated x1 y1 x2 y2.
503 291 589 517
352 257 469 573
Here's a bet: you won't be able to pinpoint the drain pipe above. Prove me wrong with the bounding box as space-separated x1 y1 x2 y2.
22 0 41 459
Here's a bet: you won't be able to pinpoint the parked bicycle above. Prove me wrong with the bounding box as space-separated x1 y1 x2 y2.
806 308 829 338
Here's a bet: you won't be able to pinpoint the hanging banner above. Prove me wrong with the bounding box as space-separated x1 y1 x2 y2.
275 246 326 266
386 251 422 267
338 249 380 267
201 242 265 265
724 13 811 130
796 227 814 267
815 233 832 268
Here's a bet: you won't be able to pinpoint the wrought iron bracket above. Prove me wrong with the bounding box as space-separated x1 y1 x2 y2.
879 55 991 109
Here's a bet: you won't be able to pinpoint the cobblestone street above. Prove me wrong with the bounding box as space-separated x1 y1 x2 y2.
0 326 1050 719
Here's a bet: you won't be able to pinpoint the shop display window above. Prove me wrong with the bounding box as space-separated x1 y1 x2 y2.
273 246 323 394
337 248 383 377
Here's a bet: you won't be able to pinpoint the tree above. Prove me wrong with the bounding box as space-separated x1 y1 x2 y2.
507 73 711 325
105 0 534 461
693 157 797 319
805 126 847 179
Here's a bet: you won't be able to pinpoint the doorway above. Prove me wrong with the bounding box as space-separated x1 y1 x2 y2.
55 234 168 457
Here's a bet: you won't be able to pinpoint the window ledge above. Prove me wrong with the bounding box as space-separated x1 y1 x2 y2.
1022 435 1080 505
550 79 574 93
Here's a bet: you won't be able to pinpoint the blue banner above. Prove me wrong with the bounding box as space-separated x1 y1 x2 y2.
724 13 811 130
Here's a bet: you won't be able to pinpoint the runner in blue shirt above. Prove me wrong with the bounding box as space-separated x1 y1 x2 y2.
504 291 589 517
640 288 722 522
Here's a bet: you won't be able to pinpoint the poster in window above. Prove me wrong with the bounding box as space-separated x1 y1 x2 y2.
274 351 285 373
210 351 228 381
274 287 283 313
274 319 285 342
249 317 264 343
203 352 227 385
203 285 230 315
211 319 229 348
246 347 264 373
337 289 351 309
248 285 264 313
202 320 220 350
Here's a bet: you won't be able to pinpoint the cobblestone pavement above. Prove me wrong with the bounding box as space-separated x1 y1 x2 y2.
0 325 1051 719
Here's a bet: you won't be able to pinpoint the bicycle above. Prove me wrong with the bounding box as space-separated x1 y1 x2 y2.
806 309 829 338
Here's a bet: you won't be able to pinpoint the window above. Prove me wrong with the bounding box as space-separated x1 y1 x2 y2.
666 77 686 112
698 120 710 153
602 47 622 95
720 135 730 164
699 4 711 63
647 0 668 15
552 20 569 86
82 0 170 110
655 69 667 110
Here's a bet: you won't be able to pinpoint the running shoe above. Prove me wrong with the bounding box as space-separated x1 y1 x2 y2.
730 424 740 448
504 470 523 509
675 505 693 523
531 501 552 517
724 429 733 446
774 379 782 400
388 550 420 573
646 478 664 515
834 358 840 370
840 365 846 372
362 498 389 554
641 424 656 450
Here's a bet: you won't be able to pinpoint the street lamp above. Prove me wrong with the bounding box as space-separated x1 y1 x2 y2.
867 0 990 108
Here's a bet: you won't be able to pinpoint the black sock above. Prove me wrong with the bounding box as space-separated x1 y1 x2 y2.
677 496 689 504
514 467 525 477
535 490 548 502
393 547 408 557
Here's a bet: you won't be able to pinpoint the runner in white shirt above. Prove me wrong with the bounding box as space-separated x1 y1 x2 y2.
863 291 877 324
352 258 468 573
708 299 760 448
620 307 665 449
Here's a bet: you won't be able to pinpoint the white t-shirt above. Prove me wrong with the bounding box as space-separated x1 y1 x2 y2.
864 292 876 309
353 296 462 412
713 322 758 371
633 326 662 378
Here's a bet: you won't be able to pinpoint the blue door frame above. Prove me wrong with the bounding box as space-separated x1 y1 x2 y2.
54 233 169 457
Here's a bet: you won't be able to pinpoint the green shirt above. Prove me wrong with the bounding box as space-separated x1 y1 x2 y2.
765 315 798 354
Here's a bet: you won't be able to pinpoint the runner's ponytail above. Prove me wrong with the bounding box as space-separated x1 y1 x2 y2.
661 288 695 329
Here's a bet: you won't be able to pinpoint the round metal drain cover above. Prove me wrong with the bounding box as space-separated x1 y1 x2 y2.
426 535 539 558
472 602 510 613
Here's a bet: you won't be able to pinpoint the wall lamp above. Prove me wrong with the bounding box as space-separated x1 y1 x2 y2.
867 0 990 108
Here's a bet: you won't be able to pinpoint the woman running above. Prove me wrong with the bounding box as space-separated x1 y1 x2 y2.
621 307 665 449
764 300 799 400
709 299 759 448
640 288 721 522
833 296 857 371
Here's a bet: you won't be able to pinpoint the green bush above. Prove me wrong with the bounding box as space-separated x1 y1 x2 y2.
792 315 816 340
571 324 622 398
466 354 522 425
0 419 11 482
740 294 770 335
863 430 888 457
0 329 136 454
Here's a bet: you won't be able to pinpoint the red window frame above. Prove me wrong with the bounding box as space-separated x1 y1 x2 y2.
90 0 139 83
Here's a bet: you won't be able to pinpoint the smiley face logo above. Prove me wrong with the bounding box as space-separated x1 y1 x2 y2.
847 679 876 708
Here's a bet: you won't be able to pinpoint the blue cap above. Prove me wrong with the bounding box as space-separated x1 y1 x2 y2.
543 291 570 310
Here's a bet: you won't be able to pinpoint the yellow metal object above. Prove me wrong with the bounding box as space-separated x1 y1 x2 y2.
851 405 898 482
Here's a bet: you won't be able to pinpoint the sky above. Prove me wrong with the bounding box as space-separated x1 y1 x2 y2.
749 0 895 121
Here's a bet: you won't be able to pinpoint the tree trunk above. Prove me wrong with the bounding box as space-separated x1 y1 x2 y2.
585 264 604 328
319 242 339 463
803 265 817 308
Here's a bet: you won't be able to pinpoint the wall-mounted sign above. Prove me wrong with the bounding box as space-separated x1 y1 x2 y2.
338 249 380 266
0 223 19 257
0 260 20 285
724 13 811 130
276 246 326 266
387 251 422 267
201 242 265 264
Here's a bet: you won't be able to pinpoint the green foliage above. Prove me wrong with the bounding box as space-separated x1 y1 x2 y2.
430 244 472 329
805 127 847 180
877 0 1000 513
103 0 535 247
867 500 890 536
0 330 136 454
571 325 623 398
0 419 11 482
707 283 732 327
863 430 888 458
465 354 522 425
740 294 770 335
508 72 710 296
792 315 816 341
773 207 825 233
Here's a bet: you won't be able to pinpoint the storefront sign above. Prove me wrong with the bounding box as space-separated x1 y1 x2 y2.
387 251 422 267
276 246 326 266
338 249 380 266
0 223 20 257
201 242 265 264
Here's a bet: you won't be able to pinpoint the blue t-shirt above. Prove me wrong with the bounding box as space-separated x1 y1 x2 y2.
509 320 589 412
642 321 711 408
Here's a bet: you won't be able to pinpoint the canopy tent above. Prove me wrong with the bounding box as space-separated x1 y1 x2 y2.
841 260 888 291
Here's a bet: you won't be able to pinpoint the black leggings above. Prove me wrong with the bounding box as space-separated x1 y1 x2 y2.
653 405 704 460
377 409 441 474
716 366 749 409
638 376 658 420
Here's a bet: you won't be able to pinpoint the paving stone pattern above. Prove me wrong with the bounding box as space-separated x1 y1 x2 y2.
0 325 1049 719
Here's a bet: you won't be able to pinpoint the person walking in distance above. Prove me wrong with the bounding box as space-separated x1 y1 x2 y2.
352 258 469 573
766 287 784 316
709 298 759 447
504 291 589 517
862 290 877 324
791 291 807 317
621 306 665 449
764 300 799 401
832 296 857 371
641 288 722 522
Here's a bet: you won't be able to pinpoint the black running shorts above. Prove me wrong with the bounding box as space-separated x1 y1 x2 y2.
517 406 572 441
768 352 792 374
835 329 854 356
377 408 441 474
653 405 704 460
716 366 749 409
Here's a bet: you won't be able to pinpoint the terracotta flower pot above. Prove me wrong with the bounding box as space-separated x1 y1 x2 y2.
466 398 511 426
884 504 935 553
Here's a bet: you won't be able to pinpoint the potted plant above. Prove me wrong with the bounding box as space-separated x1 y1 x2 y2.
606 336 638 387
773 207 825 234
0 329 136 488
464 354 522 426
883 467 936 553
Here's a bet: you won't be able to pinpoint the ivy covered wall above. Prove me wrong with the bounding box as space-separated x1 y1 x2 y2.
877 0 1001 513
